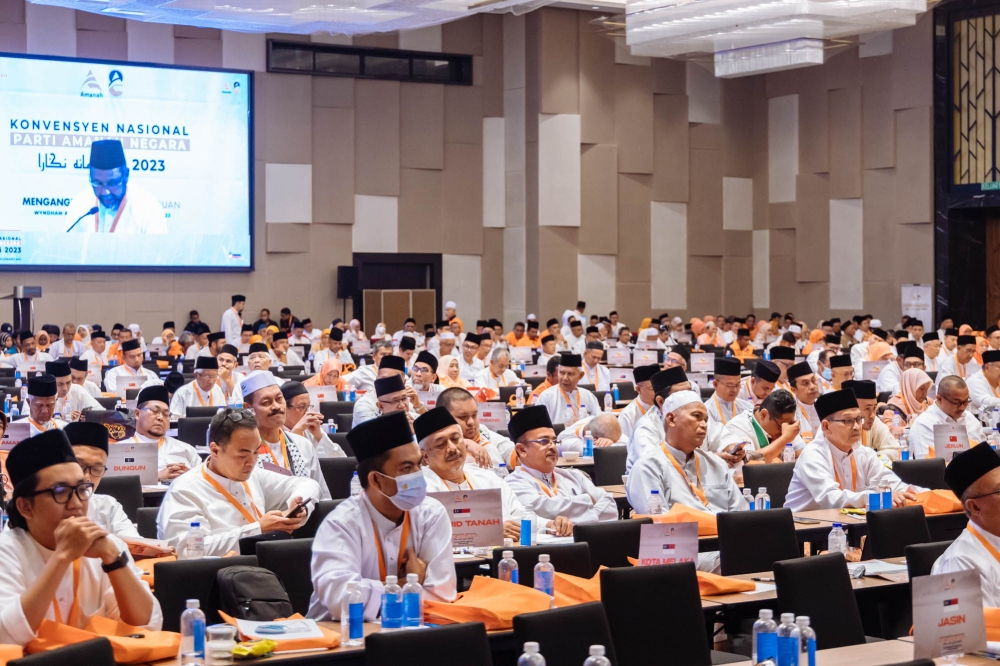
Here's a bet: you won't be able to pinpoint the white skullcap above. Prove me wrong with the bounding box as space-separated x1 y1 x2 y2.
527 314 537 320
788 324 802 334
662 390 703 415
445 301 457 309
349 319 360 328
870 319 882 328
439 332 456 340
128 323 140 334
671 317 683 326
640 328 659 339
240 369 278 396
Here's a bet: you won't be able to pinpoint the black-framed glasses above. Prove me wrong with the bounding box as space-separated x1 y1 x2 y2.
26 481 94 504
79 463 108 478
827 416 865 427
138 406 170 419
969 488 1000 501
939 395 971 410
223 408 253 422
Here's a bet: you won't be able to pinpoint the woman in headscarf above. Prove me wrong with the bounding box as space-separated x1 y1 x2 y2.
959 324 974 337
697 321 721 347
75 324 91 346
867 341 894 362
0 332 14 356
311 329 331 353
344 320 365 345
303 358 345 393
263 325 278 349
438 355 471 389
162 329 183 357
887 368 933 419
34 330 50 352
976 335 990 366
802 329 825 356
690 318 705 338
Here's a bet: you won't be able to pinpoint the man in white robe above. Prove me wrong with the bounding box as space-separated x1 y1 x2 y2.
408 352 446 407
221 295 245 346
626 366 699 472
908 375 985 459
736 359 780 406
313 328 354 370
557 413 626 455
79 330 110 369
217 345 245 406
968 350 1000 411
9 330 54 371
563 321 587 355
48 323 86 359
69 357 102 398
157 407 320 556
718 389 802 465
842 380 900 460
784 389 925 511
245 343 286 387
456 333 486 382
131 385 201 481
534 354 602 426
704 358 753 428
877 343 925 396
48 361 100 422
197 331 226 359
562 302 587 330
438 387 515 470
169 356 226 419
352 356 423 428
922 333 944 373
270 332 303 367
65 422 139 539
936 335 981 387
307 412 457 621
343 341 394 394
281 381 345 459
581 341 611 392
472 348 520 391
0 429 161 645
617 364 659 441
806 334 842 374
22 376 67 435
103 340 161 395
787 362 821 447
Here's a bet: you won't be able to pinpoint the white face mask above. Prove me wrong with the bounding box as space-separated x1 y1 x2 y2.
376 324 386 336
376 469 427 511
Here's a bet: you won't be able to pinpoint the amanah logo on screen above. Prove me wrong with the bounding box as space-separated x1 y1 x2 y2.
108 70 123 97
80 70 103 98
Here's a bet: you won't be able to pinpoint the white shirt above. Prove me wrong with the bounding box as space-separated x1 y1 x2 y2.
581 362 611 392
26 417 67 436
784 434 925 511
0 528 162 646
156 462 320 556
48 340 86 359
626 406 666 474
626 441 743 516
564 334 586 355
455 355 482 382
255 430 332 501
132 432 202 472
967 371 1000 411
423 465 539 529
89 492 140 538
306 493 456 622
351 393 419 429
562 309 585 328
67 183 167 234
932 522 1000 606
876 362 903 396
534 384 602 426
736 376 769 406
103 365 161 394
472 367 519 391
556 416 627 455
313 348 354 369
618 398 654 441
270 349 303 367
10 351 53 370
169 380 226 419
54 383 102 418
343 365 377 393
80 348 109 367
222 308 243 347
907 402 985 459
794 399 820 448
936 355 981 387
468 424 516 469
185 345 201 360
704 392 753 427
505 464 618 524
77 379 102 398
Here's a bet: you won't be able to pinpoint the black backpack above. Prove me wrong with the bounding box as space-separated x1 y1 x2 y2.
217 565 295 621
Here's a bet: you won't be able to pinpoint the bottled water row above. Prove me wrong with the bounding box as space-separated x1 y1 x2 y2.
518 642 611 665
753 609 817 666
340 573 427 646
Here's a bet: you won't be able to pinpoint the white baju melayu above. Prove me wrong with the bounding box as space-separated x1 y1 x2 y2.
103 365 161 395
581 363 611 392
537 352 557 367
704 393 753 428
169 381 227 419
54 383 102 418
794 399 821 449
156 462 320 556
467 424 517 469
89 492 140 538
423 465 541 532
505 465 618 524
925 355 940 373
9 351 53 371
130 432 201 473
783 433 926 511
306 493 456 621
66 184 167 234
907 403 985 460
270 349 303 367
221 308 243 347
77 379 102 398
80 348 109 367
48 340 86 359
968 372 1000 411
298 427 346 459
458 355 483 382
564 334 586 355
472 367 520 391
932 522 1000 606
351 393 419 429
185 345 201 361
313 348 354 369
25 418 68 436
343 365 377 394
876 362 903 396
534 384 602 426
255 430 332 501
618 398 655 441
935 355 981 387
0 528 162 646
718 411 804 459
626 406 669 473
557 416 627 455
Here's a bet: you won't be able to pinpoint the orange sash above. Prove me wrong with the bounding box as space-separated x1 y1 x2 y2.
372 512 410 580
713 395 736 425
968 523 1000 563
529 471 559 498
94 195 128 233
258 432 290 471
193 384 214 407
28 419 54 432
558 387 581 422
52 559 81 627
660 443 710 507
200 466 263 524
831 451 858 492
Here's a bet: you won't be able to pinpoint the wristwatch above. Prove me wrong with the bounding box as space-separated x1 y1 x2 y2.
101 549 129 574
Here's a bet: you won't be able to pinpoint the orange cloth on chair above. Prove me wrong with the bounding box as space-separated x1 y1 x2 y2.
910 489 962 514
0 646 22 664
696 571 756 596
135 555 176 590
986 607 1000 642
633 504 719 536
553 569 604 607
423 577 552 630
218 612 340 652
25 616 181 664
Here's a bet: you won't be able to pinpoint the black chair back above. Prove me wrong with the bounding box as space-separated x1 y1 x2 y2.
319 457 358 499
866 505 931 559
573 518 652 573
773 552 866 649
318 401 353 420
95 397 118 410
185 406 223 418
491 543 592 584
741 463 795 508
137 506 159 538
600 563 710 666
513 603 616 666
125 388 142 401
365 622 493 665
594 390 609 410
592 446 627 486
905 540 954 578
257 538 314 615
615 382 637 401
499 386 520 404
717 507 801 575
892 459 947 490
154 555 258 631
330 432 353 457
878 391 892 403
239 531 291 555
9 638 115 666
293 498 344 538
177 416 213 446
95 475 142 523
336 413 353 432
524 376 545 389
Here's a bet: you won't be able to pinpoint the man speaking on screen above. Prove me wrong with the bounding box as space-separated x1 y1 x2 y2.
65 139 167 234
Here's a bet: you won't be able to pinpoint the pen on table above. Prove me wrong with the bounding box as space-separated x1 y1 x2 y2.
750 577 775 582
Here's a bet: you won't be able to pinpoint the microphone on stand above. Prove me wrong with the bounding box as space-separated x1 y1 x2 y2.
66 207 98 233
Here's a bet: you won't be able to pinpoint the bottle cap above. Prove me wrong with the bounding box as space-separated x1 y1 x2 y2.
795 616 810 625
538 554 550 562
186 599 200 609
759 609 773 619
407 573 418 583
190 522 200 527
385 575 397 585
589 646 606 656
502 550 514 559
758 487 767 492
833 522 843 528
524 642 539 653
499 463 506 468
781 613 795 623
650 489 659 495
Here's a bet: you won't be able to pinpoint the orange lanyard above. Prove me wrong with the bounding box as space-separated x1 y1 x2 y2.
798 404 813 429
59 344 72 358
530 472 558 497
636 401 648 416
122 364 138 377
958 362 966 378
194 384 214 407
713 394 736 424
52 559 81 627
968 524 1000 564
201 466 263 523
831 451 858 492
29 418 52 431
94 195 127 233
660 443 709 507
586 365 600 390
259 432 290 471
558 387 581 422
133 435 165 448
491 371 508 388
445 475 475 490
372 512 410 581
990 381 1000 399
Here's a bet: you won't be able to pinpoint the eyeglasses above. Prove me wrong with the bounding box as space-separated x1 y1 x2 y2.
379 396 409 408
287 401 311 411
138 406 170 419
525 437 556 447
714 380 741 390
223 408 253 422
26 481 94 504
79 463 108 478
89 177 125 190
827 416 866 427
939 395 971 410
969 488 1000 501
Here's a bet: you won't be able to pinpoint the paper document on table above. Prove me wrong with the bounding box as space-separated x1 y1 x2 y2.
235 619 324 641
742 583 775 595
851 560 909 575
535 534 574 545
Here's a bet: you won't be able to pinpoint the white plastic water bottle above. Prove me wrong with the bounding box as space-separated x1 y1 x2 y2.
743 487 754 510
179 599 206 662
827 522 848 556
647 489 663 514
517 642 546 666
380 575 403 631
583 645 612 666
498 550 519 584
4 395 10 415
9 404 18 419
776 612 800 666
13 370 20 389
401 573 424 628
796 616 817 666
326 418 338 435
752 609 778 663
115 399 123 411
603 393 613 412
177 361 183 373
899 428 910 460
496 463 509 479
990 427 999 451
755 487 770 511
580 405 589 419
145 350 151 361
534 554 555 598
515 385 525 409
781 443 795 463
181 522 205 560
350 471 361 498
584 429 594 457
341 580 365 646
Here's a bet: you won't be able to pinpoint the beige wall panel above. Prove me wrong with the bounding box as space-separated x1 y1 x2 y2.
442 14 482 55
504 13 525 91
77 29 126 60
443 255 481 323
688 256 723 314
312 78 354 109
724 230 752 257
770 228 796 256
174 38 222 67
862 168 897 282
797 84 828 174
537 227 579 316
580 144 619 254
723 255 753 314
652 94 689 203
578 254 616 314
258 72 313 164
539 113 581 226
753 152 769 230
794 173 830 282
686 61 720 124
353 195 398 253
266 223 310 252
769 259 797 312
76 13 123 31
721 77 754 178
0 0 25 24
616 281 652 326
353 33 397 49
312 107 354 225
862 54 895 169
824 47 862 90
894 106 933 224
445 85 484 144
355 79 400 196
127 20 172 63
795 281 830 322
265 163 312 223
895 222 934 284
398 168 443 253
652 57 685 95
828 86 863 199
127 275 175 313
578 11 616 144
765 67 809 99
768 94 799 203
690 123 721 151
769 202 796 230
399 26 442 52
651 202 687 309
829 198 864 309
687 149 723 256
891 12 932 110
0 23 26 52
26 4 73 56
442 143 484 254
616 174 652 283
482 14 504 117
753 230 769 309
615 64 654 174
864 281 898 323
539 8 579 115
400 83 445 169
481 228 504 317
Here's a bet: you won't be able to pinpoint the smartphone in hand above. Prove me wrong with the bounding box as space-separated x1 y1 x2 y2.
285 497 314 519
